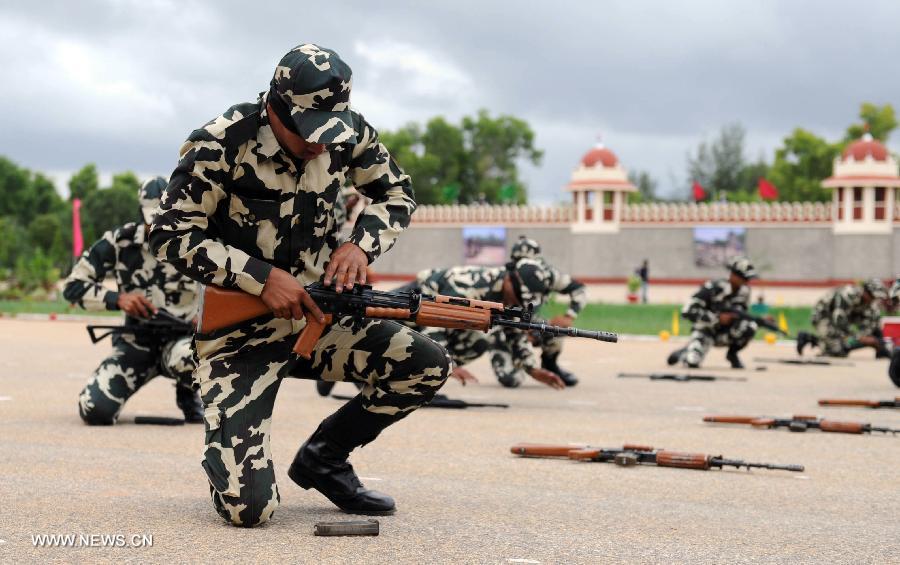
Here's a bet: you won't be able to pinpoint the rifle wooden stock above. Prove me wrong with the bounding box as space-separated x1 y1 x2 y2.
199 285 270 333
567 448 600 461
703 416 758 424
818 399 877 407
818 420 865 434
510 443 587 458
655 451 710 470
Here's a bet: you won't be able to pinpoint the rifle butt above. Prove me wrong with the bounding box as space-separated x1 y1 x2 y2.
199 285 271 333
510 443 587 458
818 399 877 407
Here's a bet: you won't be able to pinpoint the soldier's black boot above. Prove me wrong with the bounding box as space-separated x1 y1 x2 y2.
667 348 686 366
541 352 578 387
175 383 204 423
316 380 336 397
288 395 397 515
796 331 817 356
726 346 744 369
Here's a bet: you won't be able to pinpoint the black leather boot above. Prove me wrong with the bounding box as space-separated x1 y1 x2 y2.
541 352 578 387
667 347 685 366
175 383 204 423
796 331 817 356
316 380 336 397
288 395 397 515
726 346 744 369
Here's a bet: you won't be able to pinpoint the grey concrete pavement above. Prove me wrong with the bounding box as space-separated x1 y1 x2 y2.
0 318 898 564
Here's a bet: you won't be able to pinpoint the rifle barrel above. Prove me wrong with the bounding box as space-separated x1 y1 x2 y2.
498 319 618 343
713 458 805 472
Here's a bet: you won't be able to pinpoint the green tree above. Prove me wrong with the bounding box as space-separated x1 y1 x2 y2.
68 163 99 201
687 123 748 198
21 173 63 225
110 171 141 194
0 216 27 270
844 102 897 142
81 183 139 242
767 128 839 202
627 170 659 203
0 156 32 217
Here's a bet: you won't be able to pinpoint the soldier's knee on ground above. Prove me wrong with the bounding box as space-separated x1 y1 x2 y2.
497 371 524 388
78 403 117 426
210 484 279 528
77 385 120 425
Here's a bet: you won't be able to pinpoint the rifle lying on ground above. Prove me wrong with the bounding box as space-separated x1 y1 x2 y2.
618 372 747 383
703 415 899 435
333 393 508 409
753 357 853 367
199 281 617 359
818 398 900 410
510 443 803 472
86 309 193 344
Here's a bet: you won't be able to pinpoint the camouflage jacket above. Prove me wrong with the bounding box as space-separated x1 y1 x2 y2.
539 261 587 318
682 279 751 329
149 92 414 356
891 278 900 302
812 285 880 335
63 223 199 321
415 266 538 371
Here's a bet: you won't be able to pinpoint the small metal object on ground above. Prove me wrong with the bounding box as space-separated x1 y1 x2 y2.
134 416 185 426
314 519 380 536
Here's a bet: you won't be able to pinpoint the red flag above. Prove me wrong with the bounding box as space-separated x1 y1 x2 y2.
692 181 706 201
72 198 84 257
758 178 779 200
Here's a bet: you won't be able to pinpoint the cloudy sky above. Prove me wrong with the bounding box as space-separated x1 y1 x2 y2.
2 0 899 203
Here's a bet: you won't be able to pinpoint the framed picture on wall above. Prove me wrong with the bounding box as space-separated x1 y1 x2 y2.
693 226 746 268
463 226 507 266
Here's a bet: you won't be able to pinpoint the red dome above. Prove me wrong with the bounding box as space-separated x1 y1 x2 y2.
843 138 889 162
581 147 618 168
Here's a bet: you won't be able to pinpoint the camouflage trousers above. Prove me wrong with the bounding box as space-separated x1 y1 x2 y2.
683 319 757 366
78 335 195 425
195 318 450 527
416 327 490 368
489 332 562 388
813 319 854 356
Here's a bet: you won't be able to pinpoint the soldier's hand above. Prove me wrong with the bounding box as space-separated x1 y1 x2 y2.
261 268 325 322
550 315 574 328
324 242 369 293
858 335 880 347
117 293 157 319
528 367 566 390
450 366 479 386
718 312 736 326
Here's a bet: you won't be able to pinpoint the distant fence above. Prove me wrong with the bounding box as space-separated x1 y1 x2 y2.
412 201 835 225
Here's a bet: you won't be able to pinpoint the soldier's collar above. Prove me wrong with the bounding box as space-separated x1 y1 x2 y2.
256 94 282 161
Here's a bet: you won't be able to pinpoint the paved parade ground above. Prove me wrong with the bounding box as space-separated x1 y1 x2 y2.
1 317 898 564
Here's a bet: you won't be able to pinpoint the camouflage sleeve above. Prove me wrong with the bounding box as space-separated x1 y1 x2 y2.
548 269 587 318
830 292 851 332
416 268 442 296
891 278 900 301
346 115 416 263
858 305 881 335
62 231 120 311
149 134 273 296
682 282 717 324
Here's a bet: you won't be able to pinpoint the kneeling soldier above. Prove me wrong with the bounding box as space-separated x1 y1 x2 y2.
796 279 888 358
150 44 450 527
64 177 203 425
667 257 758 369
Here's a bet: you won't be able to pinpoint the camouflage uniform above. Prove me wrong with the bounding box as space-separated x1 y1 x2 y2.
149 44 449 527
809 284 883 356
64 177 200 425
410 260 551 386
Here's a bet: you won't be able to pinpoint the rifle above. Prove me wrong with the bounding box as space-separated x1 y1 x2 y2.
818 398 899 410
717 308 789 337
510 443 804 472
617 372 747 383
333 393 509 409
86 309 193 344
198 281 617 359
753 357 853 367
703 415 899 435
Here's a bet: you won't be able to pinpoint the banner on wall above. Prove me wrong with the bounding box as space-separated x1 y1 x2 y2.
462 226 507 266
693 226 746 268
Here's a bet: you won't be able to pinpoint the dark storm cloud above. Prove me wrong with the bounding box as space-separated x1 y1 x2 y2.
1 0 897 201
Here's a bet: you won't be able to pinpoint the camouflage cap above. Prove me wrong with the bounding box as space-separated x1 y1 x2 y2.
727 256 757 280
510 235 541 262
861 278 888 299
511 258 553 305
270 44 355 145
138 176 168 224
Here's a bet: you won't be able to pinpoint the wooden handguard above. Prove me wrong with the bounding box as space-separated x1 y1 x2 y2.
818 399 877 407
415 301 492 331
655 451 710 470
510 443 587 457
294 314 333 360
365 307 411 319
199 285 270 333
567 448 600 461
818 420 865 434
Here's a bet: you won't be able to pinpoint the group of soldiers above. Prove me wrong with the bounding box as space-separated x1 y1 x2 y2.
61 42 899 530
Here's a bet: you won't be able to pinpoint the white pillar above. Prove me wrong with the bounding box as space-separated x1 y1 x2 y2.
592 190 602 224
575 191 585 223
